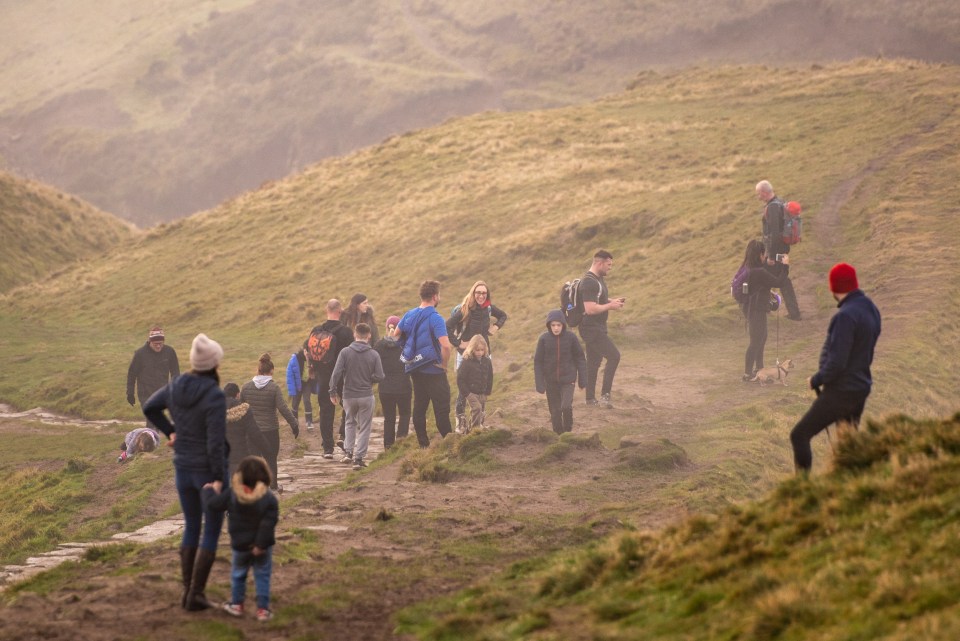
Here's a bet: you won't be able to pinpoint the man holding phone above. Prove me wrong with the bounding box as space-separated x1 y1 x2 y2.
579 250 624 409
756 180 801 320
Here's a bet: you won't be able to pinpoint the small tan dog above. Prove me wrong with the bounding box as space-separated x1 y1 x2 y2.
750 359 794 386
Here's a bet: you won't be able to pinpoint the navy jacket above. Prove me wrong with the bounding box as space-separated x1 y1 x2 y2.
204 472 278 551
810 290 881 393
534 310 587 391
143 373 227 481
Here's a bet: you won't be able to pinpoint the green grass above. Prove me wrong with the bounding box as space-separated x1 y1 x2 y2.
397 414 960 640
0 419 175 565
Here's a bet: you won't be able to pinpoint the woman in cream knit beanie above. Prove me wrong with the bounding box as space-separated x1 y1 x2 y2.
190 333 223 371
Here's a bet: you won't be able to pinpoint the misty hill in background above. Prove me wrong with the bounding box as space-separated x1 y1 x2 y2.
2 0 959 226
0 172 133 293
0 59 957 422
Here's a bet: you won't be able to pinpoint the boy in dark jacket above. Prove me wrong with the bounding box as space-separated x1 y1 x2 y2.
534 310 587 434
204 455 279 623
456 335 494 433
374 315 412 448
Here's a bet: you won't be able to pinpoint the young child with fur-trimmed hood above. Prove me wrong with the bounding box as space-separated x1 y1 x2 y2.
203 455 279 622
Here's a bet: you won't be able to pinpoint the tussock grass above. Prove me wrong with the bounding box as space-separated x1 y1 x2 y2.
399 428 513 483
399 414 960 639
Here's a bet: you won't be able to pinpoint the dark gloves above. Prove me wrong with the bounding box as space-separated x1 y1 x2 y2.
127 394 136 406
291 423 300 439
536 387 545 395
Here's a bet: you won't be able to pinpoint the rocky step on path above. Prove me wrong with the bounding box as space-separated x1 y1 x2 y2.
0 406 387 591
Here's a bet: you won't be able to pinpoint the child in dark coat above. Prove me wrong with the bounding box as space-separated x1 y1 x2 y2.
456 335 494 433
203 455 279 623
534 310 587 433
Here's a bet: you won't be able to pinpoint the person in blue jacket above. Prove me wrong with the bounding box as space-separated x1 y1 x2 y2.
286 346 315 431
143 333 227 611
790 263 881 474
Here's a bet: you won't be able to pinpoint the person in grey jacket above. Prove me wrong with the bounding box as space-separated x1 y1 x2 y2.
330 324 384 469
240 354 299 492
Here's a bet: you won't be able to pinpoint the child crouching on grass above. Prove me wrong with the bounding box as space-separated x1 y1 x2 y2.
456 335 494 433
203 455 279 622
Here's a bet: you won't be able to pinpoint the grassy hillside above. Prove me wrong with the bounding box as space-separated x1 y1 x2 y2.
398 413 960 640
2 0 960 224
0 172 133 292
0 59 957 424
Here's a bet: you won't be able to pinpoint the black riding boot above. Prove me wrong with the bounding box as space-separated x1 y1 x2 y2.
185 549 216 611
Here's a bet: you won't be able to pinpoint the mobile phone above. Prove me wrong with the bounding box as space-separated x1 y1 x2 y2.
776 254 786 263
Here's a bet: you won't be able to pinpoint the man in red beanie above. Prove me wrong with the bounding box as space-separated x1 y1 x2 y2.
789 263 881 473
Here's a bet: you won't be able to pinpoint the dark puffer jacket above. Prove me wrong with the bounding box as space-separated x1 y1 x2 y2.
142 372 226 481
457 356 494 396
810 289 882 393
203 471 279 551
374 336 411 395
240 378 298 436
534 310 587 391
225 398 271 476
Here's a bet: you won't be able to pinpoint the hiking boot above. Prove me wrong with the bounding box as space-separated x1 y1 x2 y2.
222 602 244 617
321 451 333 459
256 608 273 622
352 458 367 470
585 399 599 407
600 393 613 409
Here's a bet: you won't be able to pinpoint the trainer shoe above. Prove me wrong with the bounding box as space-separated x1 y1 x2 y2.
306 423 314 431
340 453 354 464
600 393 614 409
321 451 334 459
585 399 599 407
352 458 367 470
222 602 244 617
256 607 273 622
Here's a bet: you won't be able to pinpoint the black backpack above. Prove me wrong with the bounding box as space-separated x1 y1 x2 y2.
560 274 595 327
306 326 337 365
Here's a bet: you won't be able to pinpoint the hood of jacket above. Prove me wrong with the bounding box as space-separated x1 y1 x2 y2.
230 469 270 505
348 340 373 353
252 374 273 389
170 373 219 409
545 309 567 333
226 400 251 424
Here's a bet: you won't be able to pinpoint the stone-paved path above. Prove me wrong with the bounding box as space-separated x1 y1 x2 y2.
0 405 385 591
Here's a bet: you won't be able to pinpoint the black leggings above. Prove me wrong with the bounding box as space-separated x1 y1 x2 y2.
790 388 868 471
745 312 768 376
380 391 411 448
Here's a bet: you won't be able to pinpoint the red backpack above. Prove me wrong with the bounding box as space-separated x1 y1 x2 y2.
782 201 802 245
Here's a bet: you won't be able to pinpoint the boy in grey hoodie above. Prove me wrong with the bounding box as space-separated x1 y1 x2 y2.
330 323 385 469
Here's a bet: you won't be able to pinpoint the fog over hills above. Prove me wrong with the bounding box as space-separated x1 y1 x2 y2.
2 0 959 226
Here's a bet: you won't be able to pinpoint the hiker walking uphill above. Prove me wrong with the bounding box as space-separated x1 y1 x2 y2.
223 382 272 480
306 299 357 459
446 280 508 432
790 263 881 474
534 310 587 434
142 333 226 612
126 325 180 427
756 180 802 320
286 347 316 431
329 323 384 469
578 250 625 408
342 293 380 345
240 354 299 492
398 280 453 447
374 315 412 449
738 239 791 381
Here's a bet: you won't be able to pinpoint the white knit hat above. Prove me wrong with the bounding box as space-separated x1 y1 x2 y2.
190 333 223 371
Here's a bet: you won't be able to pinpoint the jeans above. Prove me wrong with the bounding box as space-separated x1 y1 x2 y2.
410 371 452 447
579 328 620 401
790 387 869 471
290 390 313 423
231 547 273 609
343 395 375 461
545 381 575 433
175 467 225 552
380 391 411 448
